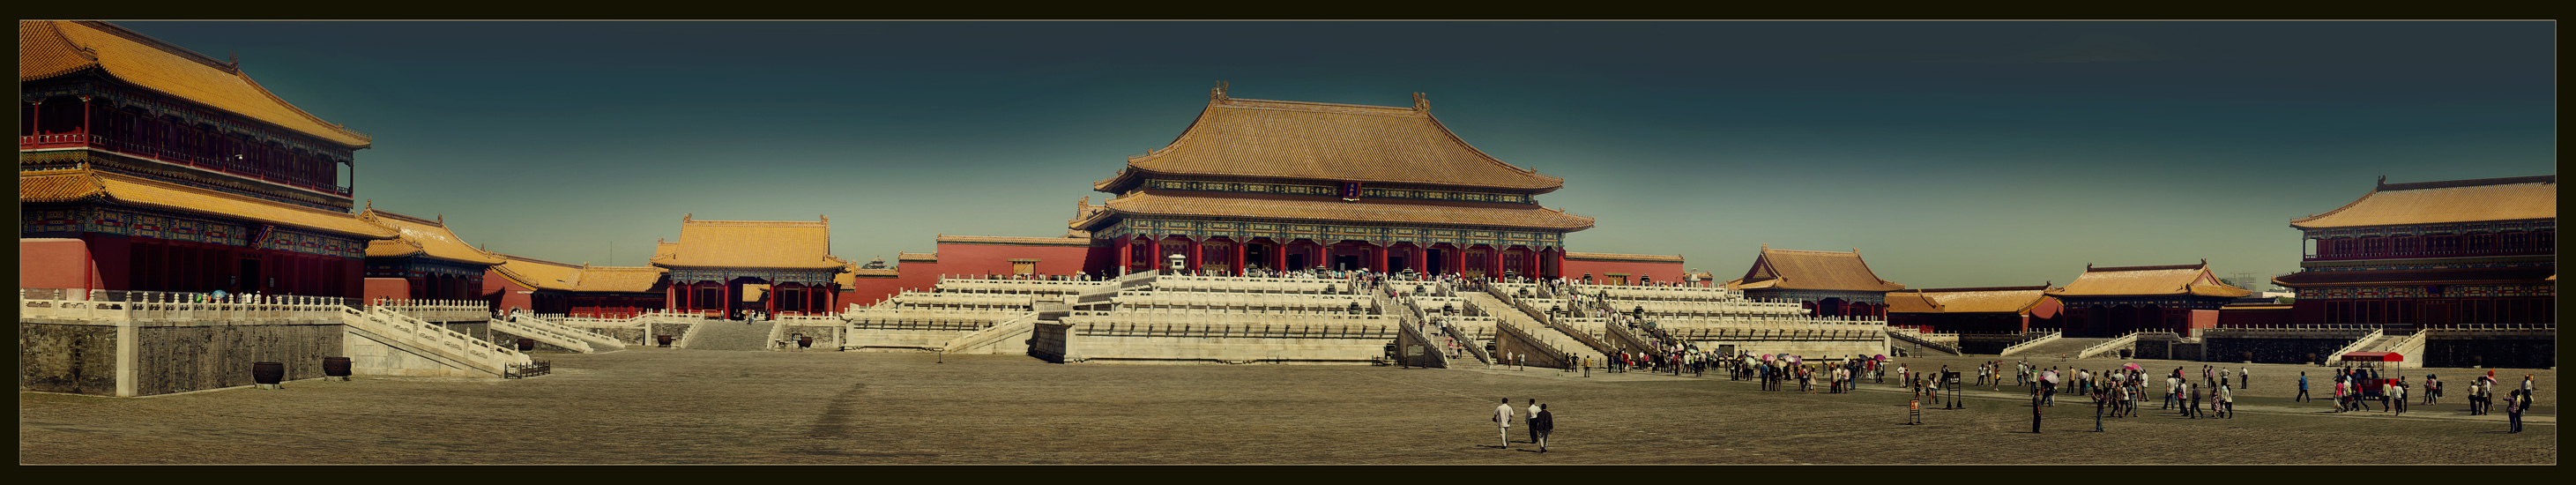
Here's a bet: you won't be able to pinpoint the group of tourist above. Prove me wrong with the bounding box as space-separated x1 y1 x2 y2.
1493 398 1556 452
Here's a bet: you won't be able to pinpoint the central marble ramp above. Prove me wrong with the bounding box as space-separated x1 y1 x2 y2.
682 320 778 351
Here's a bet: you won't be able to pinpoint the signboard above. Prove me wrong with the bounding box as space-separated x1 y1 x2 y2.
1341 182 1363 202
1405 344 1423 356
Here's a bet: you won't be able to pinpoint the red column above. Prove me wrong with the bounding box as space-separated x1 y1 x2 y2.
1232 241 1247 276
1487 247 1502 279
1270 241 1287 272
1187 236 1202 273
1527 248 1541 280
1371 242 1388 273
723 281 733 318
78 95 92 141
1114 235 1133 274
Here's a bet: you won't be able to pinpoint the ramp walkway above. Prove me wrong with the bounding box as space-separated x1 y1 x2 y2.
681 319 777 351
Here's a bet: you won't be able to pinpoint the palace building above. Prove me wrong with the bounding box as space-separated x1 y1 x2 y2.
359 205 504 302
483 254 667 318
840 86 1686 307
1883 284 2061 335
2271 175 2555 326
1723 246 1904 318
20 20 388 300
2044 261 2251 338
650 214 849 318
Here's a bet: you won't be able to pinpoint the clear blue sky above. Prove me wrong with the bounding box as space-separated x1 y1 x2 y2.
117 21 2554 289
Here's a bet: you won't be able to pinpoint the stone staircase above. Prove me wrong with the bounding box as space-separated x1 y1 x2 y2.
1462 291 1605 366
681 319 777 351
2006 337 2114 359
489 315 630 354
341 306 531 377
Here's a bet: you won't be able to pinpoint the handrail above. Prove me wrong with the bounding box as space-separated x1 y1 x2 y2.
2073 330 2143 359
1998 331 2061 356
2321 328 2387 362
1886 328 1962 356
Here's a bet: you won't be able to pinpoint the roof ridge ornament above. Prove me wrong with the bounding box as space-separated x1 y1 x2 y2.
1211 81 1229 101
1413 92 1428 112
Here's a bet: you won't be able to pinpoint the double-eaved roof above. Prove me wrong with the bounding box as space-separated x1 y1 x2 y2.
2045 261 2250 298
20 20 369 147
22 168 394 239
1097 93 1563 192
2290 175 2555 229
1726 246 1905 293
360 206 505 265
1885 285 2054 314
649 214 846 270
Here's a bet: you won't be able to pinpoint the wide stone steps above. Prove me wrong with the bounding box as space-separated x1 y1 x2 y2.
1462 292 1606 364
2010 337 2114 359
682 320 778 351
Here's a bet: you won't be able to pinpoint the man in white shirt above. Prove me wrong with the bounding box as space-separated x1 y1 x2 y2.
1493 398 1515 448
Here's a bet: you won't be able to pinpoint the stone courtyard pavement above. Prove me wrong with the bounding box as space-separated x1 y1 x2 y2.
19 349 2556 464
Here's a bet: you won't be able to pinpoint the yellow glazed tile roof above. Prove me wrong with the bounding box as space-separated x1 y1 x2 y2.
649 214 845 270
21 21 369 146
1112 93 1563 191
1725 247 1904 292
567 265 666 293
2291 175 2554 228
21 168 394 239
492 255 582 292
2046 262 2252 298
1885 286 2053 314
1100 191 1594 231
359 207 505 265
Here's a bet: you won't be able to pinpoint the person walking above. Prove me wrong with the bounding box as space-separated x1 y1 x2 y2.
2163 375 2178 409
2505 390 2526 434
1493 398 1515 448
2217 384 2234 419
2296 372 2310 402
1524 399 1541 445
2241 366 2252 390
1532 404 1555 452
2390 380 2407 415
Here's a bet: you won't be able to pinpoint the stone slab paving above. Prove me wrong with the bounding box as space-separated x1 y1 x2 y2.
18 348 2554 464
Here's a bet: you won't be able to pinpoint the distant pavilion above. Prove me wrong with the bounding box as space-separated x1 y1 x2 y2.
1724 246 1904 318
650 214 849 319
2271 175 2555 326
2044 261 2250 338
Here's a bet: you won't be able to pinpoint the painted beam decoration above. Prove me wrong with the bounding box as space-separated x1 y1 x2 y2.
1093 216 1565 249
21 206 366 258
1143 178 1533 204
2297 284 2552 300
2051 295 2237 310
2303 220 2553 240
1743 289 1889 304
667 268 836 286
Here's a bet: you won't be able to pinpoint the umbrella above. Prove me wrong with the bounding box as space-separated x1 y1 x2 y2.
1788 355 1802 365
2123 362 2141 371
1761 354 1774 362
2043 370 2060 384
1873 354 1887 362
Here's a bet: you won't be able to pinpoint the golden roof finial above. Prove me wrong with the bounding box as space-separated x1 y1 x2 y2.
682 213 693 222
1413 92 1427 111
1211 81 1229 101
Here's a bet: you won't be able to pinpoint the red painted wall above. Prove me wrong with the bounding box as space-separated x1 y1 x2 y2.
1560 257 1686 285
932 241 1099 278
363 277 410 303
842 276 902 309
2187 310 2222 337
19 238 100 291
480 267 536 314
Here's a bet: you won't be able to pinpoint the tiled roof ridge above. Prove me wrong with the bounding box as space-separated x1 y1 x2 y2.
51 21 372 145
1910 284 2052 293
364 207 443 227
2378 175 2556 192
499 253 582 269
1763 248 1860 256
682 219 829 228
19 168 110 202
2087 262 2206 272
1218 97 1426 116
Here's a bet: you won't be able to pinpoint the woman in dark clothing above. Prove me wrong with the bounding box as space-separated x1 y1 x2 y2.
1532 405 1556 452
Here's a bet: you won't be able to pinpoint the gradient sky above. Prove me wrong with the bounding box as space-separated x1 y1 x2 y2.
111 21 2554 289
